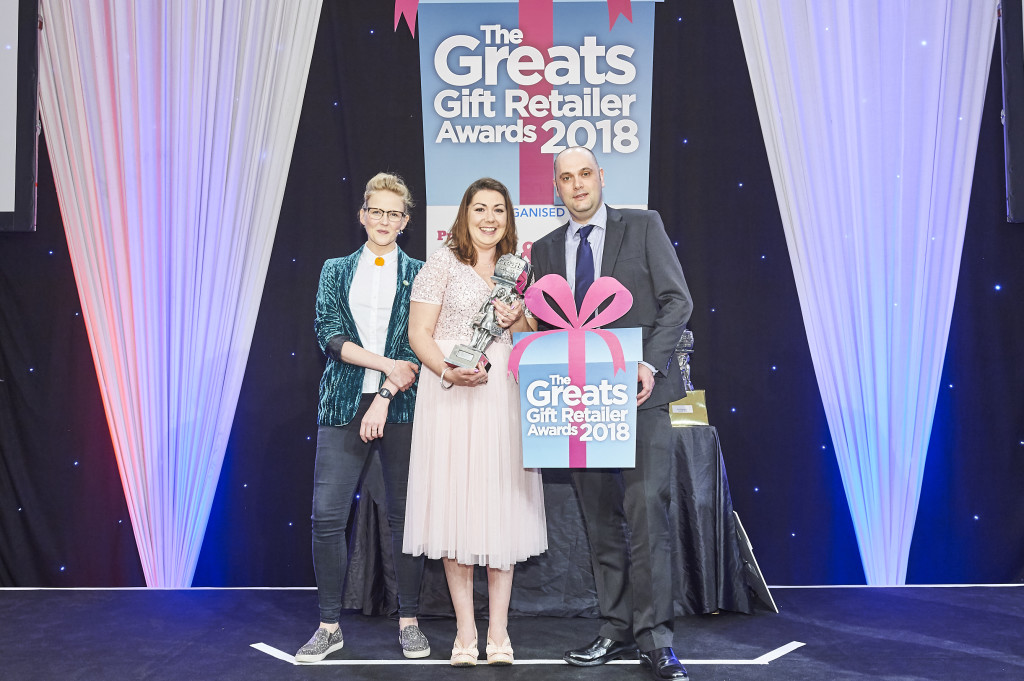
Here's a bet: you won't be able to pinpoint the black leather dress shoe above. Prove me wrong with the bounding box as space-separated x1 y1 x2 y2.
563 636 638 666
639 647 689 680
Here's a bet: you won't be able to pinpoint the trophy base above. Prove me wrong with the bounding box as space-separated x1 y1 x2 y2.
445 344 489 371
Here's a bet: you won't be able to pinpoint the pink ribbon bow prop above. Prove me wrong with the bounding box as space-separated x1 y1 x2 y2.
509 275 634 467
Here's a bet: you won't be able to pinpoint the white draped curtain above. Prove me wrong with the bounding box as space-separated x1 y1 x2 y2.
734 1 997 584
37 0 322 587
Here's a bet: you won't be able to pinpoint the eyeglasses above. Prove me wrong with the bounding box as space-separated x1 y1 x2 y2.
365 207 407 223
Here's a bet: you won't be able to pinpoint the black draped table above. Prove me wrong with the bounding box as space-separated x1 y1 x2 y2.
340 424 755 617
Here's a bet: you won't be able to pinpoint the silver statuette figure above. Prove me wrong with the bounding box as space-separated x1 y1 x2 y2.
445 252 532 371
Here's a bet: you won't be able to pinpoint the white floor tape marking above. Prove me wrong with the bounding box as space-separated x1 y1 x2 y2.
251 641 806 666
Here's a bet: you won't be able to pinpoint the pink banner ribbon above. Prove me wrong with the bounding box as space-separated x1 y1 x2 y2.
518 0 555 204
607 0 633 29
393 1 635 53
394 0 419 37
509 275 634 467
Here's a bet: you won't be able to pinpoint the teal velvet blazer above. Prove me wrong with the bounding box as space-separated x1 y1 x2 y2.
314 245 424 426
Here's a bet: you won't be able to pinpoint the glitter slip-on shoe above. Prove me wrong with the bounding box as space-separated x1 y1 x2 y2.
399 624 431 659
294 627 344 663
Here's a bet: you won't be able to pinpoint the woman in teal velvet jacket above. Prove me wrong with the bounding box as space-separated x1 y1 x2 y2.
296 173 429 663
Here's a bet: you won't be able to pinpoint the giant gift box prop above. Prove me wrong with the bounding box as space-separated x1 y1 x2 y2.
510 275 641 468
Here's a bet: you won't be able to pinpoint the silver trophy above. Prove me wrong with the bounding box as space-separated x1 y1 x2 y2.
445 253 532 371
674 329 695 391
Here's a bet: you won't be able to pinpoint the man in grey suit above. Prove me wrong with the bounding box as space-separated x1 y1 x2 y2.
529 146 693 681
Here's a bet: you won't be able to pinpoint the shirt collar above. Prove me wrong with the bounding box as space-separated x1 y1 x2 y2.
568 203 608 237
361 244 399 265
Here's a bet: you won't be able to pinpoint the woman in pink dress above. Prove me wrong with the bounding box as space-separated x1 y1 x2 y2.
404 177 547 667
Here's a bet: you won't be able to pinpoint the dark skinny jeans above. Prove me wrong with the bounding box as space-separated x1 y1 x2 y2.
311 394 424 622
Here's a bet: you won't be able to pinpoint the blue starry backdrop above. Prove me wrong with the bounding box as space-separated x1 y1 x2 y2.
0 2 1021 587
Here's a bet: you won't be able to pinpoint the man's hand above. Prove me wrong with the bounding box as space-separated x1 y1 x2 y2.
637 363 654 407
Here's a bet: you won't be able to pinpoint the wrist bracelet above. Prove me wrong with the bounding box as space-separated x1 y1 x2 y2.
440 366 454 390
385 358 397 378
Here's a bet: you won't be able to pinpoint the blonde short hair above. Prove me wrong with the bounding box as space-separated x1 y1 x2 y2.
362 172 415 213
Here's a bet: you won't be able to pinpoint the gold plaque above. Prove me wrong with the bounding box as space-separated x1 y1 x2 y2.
669 390 709 427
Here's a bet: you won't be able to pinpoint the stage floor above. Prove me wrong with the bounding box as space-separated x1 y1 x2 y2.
0 585 1021 680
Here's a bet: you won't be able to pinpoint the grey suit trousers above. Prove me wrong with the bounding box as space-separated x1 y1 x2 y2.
572 405 677 650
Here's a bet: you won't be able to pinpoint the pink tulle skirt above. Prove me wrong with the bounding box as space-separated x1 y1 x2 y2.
403 340 547 570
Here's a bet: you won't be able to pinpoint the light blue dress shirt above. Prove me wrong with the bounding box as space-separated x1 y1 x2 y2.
563 203 607 292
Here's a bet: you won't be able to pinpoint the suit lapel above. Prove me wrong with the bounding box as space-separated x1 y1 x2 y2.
602 206 625 277
545 223 569 276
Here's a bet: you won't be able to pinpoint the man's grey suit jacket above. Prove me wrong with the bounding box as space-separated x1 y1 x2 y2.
529 205 693 409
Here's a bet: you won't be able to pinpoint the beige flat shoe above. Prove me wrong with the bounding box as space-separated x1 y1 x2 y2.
450 638 478 667
486 636 514 665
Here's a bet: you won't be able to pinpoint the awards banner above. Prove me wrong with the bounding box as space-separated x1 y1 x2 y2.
407 0 660 257
509 274 639 468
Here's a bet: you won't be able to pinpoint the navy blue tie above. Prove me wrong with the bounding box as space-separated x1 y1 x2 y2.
574 224 595 313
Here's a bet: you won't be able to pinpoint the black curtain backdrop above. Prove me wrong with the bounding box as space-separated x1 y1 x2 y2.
1 2 1022 588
